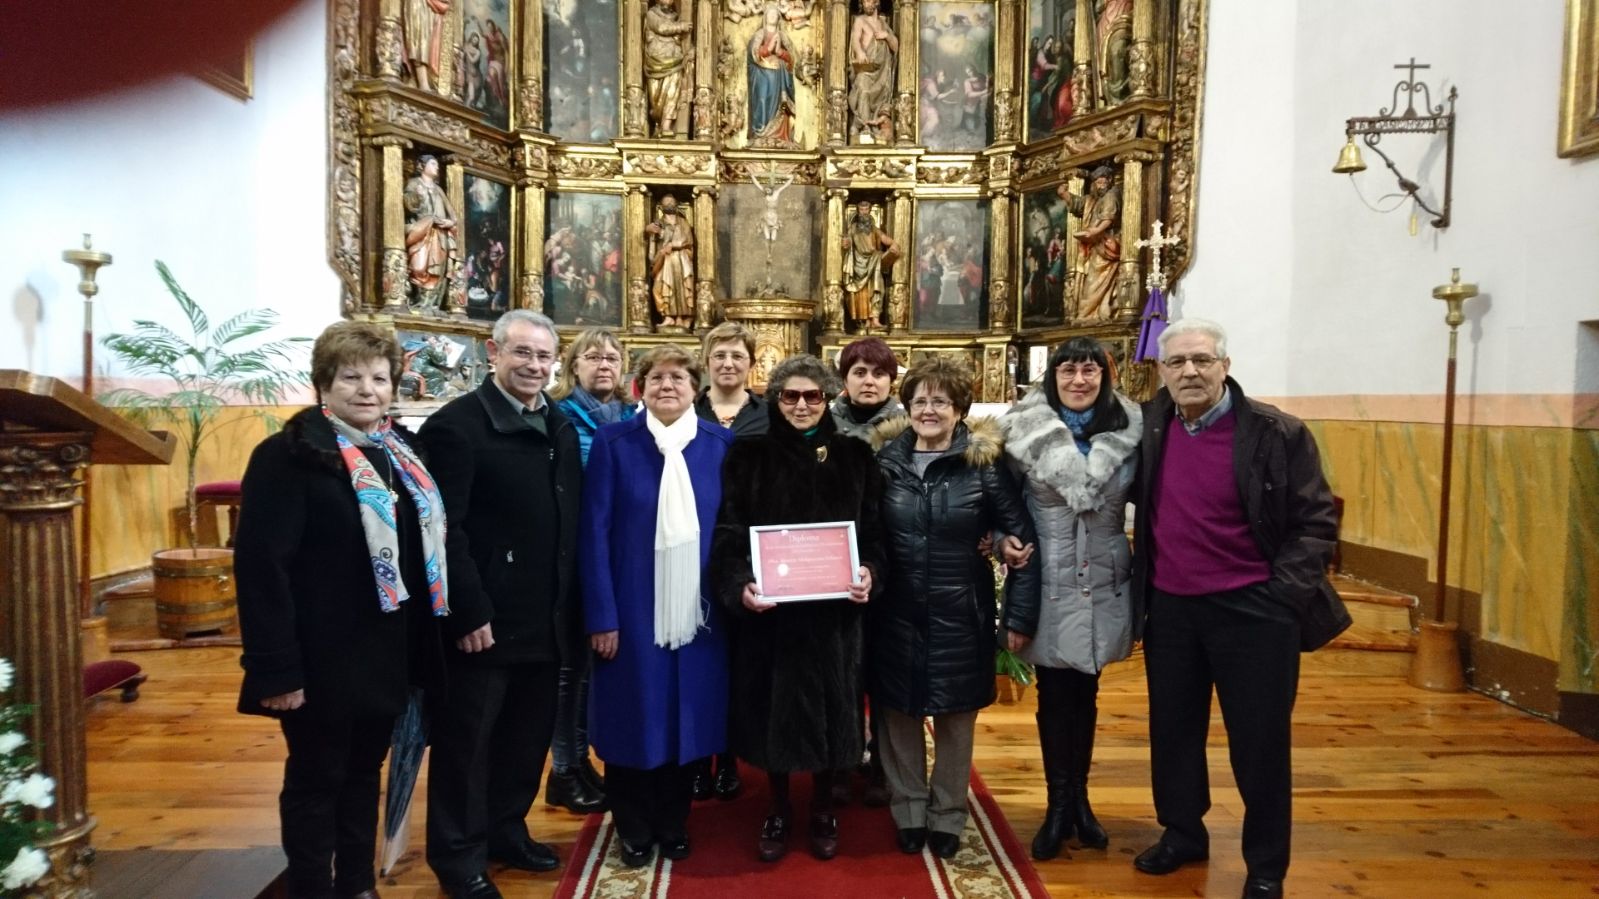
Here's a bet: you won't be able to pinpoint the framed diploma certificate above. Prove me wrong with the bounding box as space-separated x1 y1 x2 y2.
750 521 861 602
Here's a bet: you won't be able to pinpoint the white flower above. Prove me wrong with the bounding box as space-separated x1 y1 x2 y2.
0 732 24 755
0 772 54 809
0 658 12 692
1 846 50 890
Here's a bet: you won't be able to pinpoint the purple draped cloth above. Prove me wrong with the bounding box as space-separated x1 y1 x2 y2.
1135 286 1168 361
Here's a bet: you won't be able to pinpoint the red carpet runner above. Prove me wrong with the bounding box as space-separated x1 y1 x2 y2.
554 763 1046 899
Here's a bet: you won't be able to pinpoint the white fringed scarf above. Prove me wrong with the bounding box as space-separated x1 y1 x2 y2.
648 411 704 649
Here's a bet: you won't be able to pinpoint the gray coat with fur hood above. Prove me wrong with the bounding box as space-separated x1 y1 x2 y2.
999 388 1142 674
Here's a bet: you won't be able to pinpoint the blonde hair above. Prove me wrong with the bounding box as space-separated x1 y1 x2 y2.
701 321 756 360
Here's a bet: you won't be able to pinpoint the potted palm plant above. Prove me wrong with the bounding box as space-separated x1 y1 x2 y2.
100 262 309 638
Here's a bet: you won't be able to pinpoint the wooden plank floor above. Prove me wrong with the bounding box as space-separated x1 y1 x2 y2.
85 648 1599 898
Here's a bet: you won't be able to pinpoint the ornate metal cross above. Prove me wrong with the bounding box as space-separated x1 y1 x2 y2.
1135 219 1182 291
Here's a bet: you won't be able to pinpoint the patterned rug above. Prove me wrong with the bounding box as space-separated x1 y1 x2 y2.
553 763 1046 899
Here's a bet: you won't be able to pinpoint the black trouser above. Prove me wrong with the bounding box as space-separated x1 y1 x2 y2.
426 658 560 884
1145 584 1301 881
1033 665 1100 789
278 708 395 898
606 761 697 847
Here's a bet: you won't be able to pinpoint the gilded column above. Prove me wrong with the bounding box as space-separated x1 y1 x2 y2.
375 0 405 80
1071 0 1095 116
443 156 468 317
375 136 412 313
1127 0 1157 99
692 184 718 330
1062 167 1085 320
622 0 648 138
824 0 850 146
979 338 1011 403
987 188 1013 332
894 0 919 146
991 0 1019 144
1113 152 1148 321
693 0 719 141
625 185 653 332
0 433 94 898
522 183 547 314
822 188 848 334
520 0 546 131
889 189 913 331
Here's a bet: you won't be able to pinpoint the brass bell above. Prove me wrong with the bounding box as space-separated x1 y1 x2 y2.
1332 135 1367 174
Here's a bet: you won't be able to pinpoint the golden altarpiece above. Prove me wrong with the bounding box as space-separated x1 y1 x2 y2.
329 0 1208 404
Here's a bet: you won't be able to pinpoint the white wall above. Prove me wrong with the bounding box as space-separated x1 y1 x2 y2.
1185 0 1599 401
0 0 337 384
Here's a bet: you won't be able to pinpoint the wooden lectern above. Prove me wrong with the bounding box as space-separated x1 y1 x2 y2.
0 370 174 897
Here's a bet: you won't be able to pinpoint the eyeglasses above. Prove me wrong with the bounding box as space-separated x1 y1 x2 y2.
1161 354 1221 372
1055 363 1102 379
777 388 825 406
645 370 693 386
580 352 622 367
908 396 954 412
710 350 750 364
506 348 556 365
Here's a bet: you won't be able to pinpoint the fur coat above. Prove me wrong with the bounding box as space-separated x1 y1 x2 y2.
708 404 886 772
999 388 1142 673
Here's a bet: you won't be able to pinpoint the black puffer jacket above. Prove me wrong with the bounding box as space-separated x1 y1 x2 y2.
871 416 1041 716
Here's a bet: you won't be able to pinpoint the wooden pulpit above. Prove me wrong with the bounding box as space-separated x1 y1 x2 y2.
0 370 174 896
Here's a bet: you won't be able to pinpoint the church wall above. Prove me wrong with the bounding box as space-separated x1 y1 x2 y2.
0 0 333 580
0 0 339 382
1186 0 1598 714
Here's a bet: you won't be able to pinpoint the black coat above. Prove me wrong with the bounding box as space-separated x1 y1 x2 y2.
234 408 441 718
708 405 886 772
417 379 585 665
872 417 1040 716
694 388 769 439
1132 377 1352 650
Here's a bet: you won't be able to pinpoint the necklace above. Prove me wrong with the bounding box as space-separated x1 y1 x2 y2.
375 452 400 503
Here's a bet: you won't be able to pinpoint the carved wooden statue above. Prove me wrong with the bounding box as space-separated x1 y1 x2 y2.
1060 165 1120 320
403 155 459 312
403 0 452 92
841 200 900 332
644 0 694 137
645 195 696 328
847 0 898 143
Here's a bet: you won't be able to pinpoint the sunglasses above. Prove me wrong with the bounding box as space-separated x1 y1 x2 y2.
777 388 825 406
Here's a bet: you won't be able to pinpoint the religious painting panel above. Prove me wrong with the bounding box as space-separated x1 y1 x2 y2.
912 199 989 331
722 0 824 150
396 328 490 403
717 168 822 301
1025 0 1075 140
918 1 995 151
462 0 513 129
462 175 512 321
546 0 620 142
1019 186 1068 328
545 192 624 327
1559 0 1599 157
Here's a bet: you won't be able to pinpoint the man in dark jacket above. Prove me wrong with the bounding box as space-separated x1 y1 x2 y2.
419 310 583 899
1130 318 1349 899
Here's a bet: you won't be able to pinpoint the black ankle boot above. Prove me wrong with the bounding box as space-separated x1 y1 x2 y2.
1069 785 1107 849
544 767 606 814
1031 786 1073 861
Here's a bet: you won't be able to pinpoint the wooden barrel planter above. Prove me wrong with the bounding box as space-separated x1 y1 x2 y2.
153 547 237 638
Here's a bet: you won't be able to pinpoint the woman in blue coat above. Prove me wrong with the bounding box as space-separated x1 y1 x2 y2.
579 344 733 868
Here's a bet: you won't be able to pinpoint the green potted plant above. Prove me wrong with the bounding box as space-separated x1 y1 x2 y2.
993 558 1035 703
100 262 309 638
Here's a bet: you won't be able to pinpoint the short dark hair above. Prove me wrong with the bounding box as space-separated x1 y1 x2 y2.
764 354 840 404
1040 337 1129 438
837 336 899 382
310 322 402 400
898 356 974 418
634 343 701 394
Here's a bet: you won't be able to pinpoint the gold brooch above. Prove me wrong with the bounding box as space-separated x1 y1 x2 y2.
816 445 829 463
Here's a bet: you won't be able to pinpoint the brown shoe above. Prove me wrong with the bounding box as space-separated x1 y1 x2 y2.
808 812 838 860
757 814 789 862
